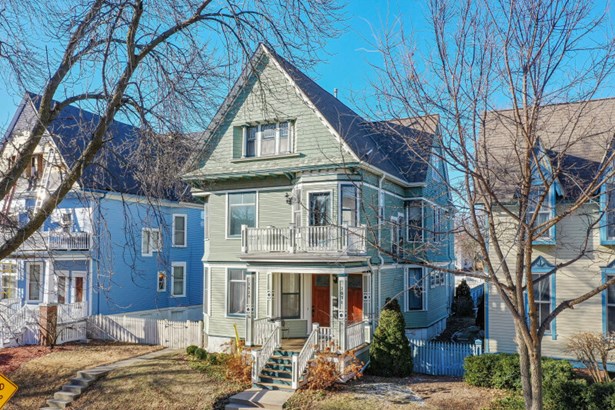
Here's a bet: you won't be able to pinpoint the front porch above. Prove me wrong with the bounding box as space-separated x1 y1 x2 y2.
243 271 372 389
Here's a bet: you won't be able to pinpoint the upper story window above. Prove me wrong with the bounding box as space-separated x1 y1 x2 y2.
528 185 554 242
531 273 552 331
340 185 358 226
244 121 293 158
406 267 425 311
309 192 331 226
391 213 404 257
142 228 162 256
228 192 256 237
171 262 186 297
605 182 615 241
172 214 187 247
406 200 423 242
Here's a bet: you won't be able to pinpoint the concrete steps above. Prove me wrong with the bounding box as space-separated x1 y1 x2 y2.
41 367 111 409
225 388 293 410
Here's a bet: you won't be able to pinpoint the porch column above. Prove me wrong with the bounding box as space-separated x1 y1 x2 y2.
245 272 255 347
337 273 348 352
42 261 54 304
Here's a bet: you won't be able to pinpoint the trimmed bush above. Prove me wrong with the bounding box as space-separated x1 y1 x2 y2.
369 298 413 377
544 379 587 410
186 345 198 356
194 347 208 361
492 354 522 391
464 354 500 387
585 382 615 410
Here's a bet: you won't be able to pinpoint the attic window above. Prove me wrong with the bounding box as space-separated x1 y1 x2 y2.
243 121 293 158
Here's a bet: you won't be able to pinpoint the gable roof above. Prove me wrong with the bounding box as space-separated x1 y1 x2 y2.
4 93 191 201
187 44 438 185
482 98 615 199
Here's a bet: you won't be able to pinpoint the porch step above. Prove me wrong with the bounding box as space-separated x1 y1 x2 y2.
260 368 292 379
252 381 295 392
257 348 300 389
226 388 293 409
258 375 293 386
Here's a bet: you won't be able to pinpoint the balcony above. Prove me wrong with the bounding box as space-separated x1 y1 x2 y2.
15 231 92 252
241 224 367 256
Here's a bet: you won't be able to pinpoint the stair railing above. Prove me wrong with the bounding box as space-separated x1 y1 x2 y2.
291 324 320 389
251 321 280 383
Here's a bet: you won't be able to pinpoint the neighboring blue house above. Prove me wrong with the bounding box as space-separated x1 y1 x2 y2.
0 93 203 321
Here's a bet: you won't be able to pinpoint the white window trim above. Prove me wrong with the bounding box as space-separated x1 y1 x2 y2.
307 190 333 226
157 271 167 292
26 262 43 303
243 121 294 158
390 212 404 257
171 262 187 297
339 183 360 227
226 191 258 239
172 214 188 247
142 228 161 256
203 266 210 316
406 199 424 243
226 267 247 317
405 266 427 312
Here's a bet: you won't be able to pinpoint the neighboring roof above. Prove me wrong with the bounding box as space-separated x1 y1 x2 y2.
4 93 190 201
482 98 615 199
187 44 438 185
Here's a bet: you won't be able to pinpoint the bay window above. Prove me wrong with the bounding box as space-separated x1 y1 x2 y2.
406 200 423 242
340 185 358 226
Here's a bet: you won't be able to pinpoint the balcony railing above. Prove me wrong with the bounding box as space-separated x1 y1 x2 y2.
15 231 92 251
241 224 367 255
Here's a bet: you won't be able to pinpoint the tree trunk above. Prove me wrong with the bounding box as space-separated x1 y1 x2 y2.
516 326 533 408
528 342 544 410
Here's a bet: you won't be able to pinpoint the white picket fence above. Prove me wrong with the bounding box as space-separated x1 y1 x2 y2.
87 314 203 348
409 338 483 377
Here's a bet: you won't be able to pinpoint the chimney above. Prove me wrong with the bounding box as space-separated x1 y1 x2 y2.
333 88 338 99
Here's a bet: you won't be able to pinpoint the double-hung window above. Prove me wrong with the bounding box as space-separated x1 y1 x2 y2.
391 214 404 257
142 228 161 256
605 183 615 241
281 273 301 319
228 192 256 237
531 273 551 331
172 215 187 247
171 262 186 297
27 262 42 302
406 200 423 242
340 185 358 226
406 268 425 311
228 269 247 315
244 121 293 158
0 262 17 300
607 274 615 332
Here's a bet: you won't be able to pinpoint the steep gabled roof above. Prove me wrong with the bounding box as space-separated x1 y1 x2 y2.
188 44 438 185
4 93 191 201
482 98 615 200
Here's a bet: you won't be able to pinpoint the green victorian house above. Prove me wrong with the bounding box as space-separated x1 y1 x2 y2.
184 44 455 389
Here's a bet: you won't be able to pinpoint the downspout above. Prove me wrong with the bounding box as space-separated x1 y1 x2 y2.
94 191 108 316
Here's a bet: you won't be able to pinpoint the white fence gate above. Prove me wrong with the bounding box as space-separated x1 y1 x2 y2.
87 315 203 348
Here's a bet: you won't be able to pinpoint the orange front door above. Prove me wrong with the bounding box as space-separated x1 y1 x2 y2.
312 275 330 327
347 274 363 323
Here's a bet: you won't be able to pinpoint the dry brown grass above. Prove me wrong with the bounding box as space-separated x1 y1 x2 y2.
72 352 247 410
286 374 503 410
4 341 162 409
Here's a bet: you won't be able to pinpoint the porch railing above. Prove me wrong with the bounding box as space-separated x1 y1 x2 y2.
253 317 277 346
346 321 367 351
251 322 281 383
17 231 91 251
241 224 366 255
317 326 336 351
291 325 319 389
58 301 88 323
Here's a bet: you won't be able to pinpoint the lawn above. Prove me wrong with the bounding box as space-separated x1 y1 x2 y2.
286 374 504 410
4 341 162 410
72 352 249 410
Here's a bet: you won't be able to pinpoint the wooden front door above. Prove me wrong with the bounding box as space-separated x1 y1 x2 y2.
347 274 363 323
312 275 330 327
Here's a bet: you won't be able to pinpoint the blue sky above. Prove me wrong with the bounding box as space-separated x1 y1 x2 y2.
0 0 427 131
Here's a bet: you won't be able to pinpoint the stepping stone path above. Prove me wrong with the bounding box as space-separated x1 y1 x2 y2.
225 388 293 410
40 348 174 410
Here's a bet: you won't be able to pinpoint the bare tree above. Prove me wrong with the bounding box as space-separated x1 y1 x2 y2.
370 0 615 408
0 0 342 261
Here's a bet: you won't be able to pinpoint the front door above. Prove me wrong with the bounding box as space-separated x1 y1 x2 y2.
312 275 330 327
347 274 363 323
57 276 67 304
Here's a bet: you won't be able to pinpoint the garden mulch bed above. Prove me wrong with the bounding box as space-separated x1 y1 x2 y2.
0 345 55 374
